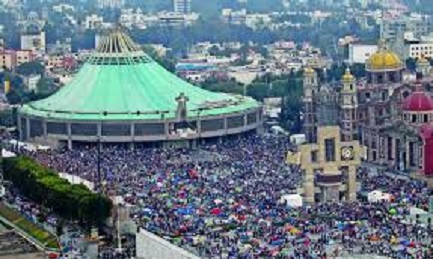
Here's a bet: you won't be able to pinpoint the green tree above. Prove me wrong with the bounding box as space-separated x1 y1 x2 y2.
142 45 176 72
3 157 112 228
201 79 244 95
247 82 269 101
36 77 57 97
406 58 417 72
16 61 45 76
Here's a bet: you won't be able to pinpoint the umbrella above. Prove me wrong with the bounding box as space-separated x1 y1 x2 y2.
389 208 397 215
290 228 300 234
177 207 193 215
370 235 380 241
214 199 223 205
392 244 406 251
210 208 222 215
280 248 290 256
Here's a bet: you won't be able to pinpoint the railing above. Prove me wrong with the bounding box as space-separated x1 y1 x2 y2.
0 213 59 253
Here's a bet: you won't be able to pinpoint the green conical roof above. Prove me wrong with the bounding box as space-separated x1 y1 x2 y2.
20 30 260 121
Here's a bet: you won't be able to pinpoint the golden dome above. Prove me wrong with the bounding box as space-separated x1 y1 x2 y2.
366 40 403 70
342 68 354 81
366 50 403 70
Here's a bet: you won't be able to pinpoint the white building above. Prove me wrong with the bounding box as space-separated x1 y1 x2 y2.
245 14 272 30
174 0 191 14
380 14 433 42
84 14 103 30
392 32 433 60
348 44 378 64
404 42 433 59
26 74 41 92
222 9 247 25
97 0 124 9
21 31 46 54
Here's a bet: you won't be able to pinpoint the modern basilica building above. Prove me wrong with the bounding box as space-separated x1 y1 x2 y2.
18 30 263 149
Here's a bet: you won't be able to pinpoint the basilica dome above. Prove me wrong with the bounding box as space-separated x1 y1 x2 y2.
402 92 433 112
366 49 403 71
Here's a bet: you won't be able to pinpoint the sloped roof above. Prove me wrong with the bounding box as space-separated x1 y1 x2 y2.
20 30 260 121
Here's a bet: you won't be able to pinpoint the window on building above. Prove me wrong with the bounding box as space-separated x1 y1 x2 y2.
311 150 318 163
377 74 383 84
388 137 393 160
324 138 336 162
424 114 428 123
409 142 415 167
412 114 417 123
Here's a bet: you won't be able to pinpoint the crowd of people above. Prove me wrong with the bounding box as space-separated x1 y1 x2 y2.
12 134 433 258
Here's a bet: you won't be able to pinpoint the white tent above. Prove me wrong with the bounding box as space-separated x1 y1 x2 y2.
2 149 16 158
37 145 51 151
368 190 391 203
59 173 94 191
8 140 36 152
280 194 303 207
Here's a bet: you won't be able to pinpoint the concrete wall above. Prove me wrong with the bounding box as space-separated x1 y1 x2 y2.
136 228 200 259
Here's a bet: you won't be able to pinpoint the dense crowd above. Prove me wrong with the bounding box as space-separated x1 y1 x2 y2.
14 134 433 258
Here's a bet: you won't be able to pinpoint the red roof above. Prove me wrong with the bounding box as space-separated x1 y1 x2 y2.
402 92 433 112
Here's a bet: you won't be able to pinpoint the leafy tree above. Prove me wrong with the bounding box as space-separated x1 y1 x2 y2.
3 157 112 229
406 58 417 72
6 90 22 105
0 109 15 127
142 45 176 72
247 82 269 101
279 75 303 133
36 77 57 96
16 61 45 76
351 63 366 78
201 78 244 95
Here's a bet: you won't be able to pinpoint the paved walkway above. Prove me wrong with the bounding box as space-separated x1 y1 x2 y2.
0 253 45 259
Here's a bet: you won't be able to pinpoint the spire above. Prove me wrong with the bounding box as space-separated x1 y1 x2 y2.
88 26 153 65
342 67 354 81
95 27 141 54
378 39 386 51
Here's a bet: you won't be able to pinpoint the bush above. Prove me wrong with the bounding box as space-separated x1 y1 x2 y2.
0 203 59 250
3 156 112 228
